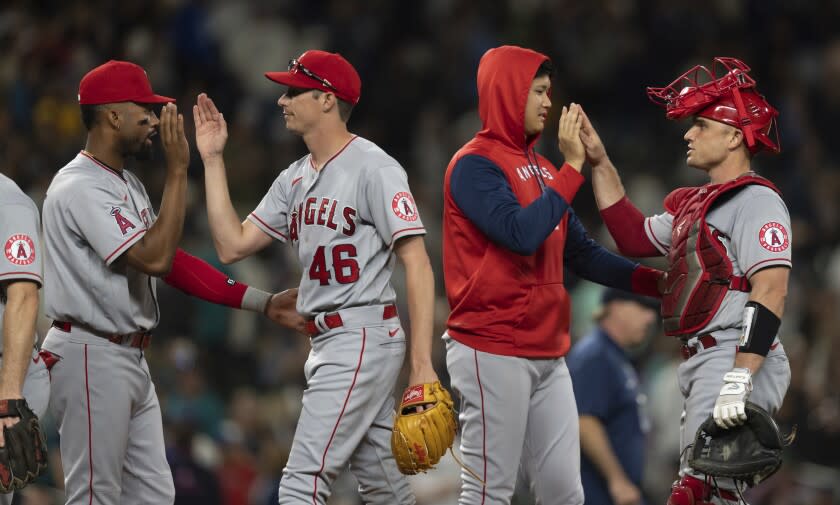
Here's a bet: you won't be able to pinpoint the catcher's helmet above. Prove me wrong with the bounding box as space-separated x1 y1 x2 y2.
647 57 780 154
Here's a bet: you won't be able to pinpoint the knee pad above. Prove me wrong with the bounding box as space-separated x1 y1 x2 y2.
667 480 699 505
667 475 743 505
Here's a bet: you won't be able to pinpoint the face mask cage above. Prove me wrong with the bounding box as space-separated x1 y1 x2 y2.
646 57 780 154
646 57 756 118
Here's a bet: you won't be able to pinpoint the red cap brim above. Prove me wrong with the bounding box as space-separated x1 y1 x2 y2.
137 93 176 104
78 93 176 106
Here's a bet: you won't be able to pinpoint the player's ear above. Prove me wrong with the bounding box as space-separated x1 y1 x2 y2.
103 107 121 131
729 126 744 151
321 92 337 114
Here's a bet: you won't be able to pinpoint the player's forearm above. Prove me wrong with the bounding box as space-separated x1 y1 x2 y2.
201 155 249 262
133 168 188 275
739 283 784 375
395 237 436 370
748 272 788 318
737 267 788 373
163 249 271 312
126 102 190 275
579 415 631 484
591 159 626 210
405 257 435 369
0 281 39 398
733 353 765 375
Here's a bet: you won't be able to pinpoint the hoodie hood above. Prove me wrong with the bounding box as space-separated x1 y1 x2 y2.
476 45 550 151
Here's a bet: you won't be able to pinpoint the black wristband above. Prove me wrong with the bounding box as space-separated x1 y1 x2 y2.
0 399 27 418
737 301 781 356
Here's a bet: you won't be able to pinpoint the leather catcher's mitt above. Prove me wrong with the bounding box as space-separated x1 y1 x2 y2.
391 381 457 474
0 399 48 493
690 402 783 486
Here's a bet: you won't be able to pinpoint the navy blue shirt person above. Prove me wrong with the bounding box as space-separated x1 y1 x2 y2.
568 289 659 505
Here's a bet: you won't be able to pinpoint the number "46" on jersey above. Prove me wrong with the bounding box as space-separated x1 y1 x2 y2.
308 244 360 285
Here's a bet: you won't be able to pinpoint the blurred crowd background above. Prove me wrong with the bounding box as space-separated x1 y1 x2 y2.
2 0 839 504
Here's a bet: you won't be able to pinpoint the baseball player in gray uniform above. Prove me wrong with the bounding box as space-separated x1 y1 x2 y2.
581 58 791 504
0 173 50 505
193 50 439 504
39 60 303 505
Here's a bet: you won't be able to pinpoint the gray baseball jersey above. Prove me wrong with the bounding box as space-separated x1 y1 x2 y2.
644 184 792 336
0 173 43 352
248 135 426 316
0 173 50 505
40 151 174 505
42 151 159 333
645 182 793 492
247 135 422 504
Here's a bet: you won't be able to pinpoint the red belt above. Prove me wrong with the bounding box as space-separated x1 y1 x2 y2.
680 335 718 360
52 321 153 350
305 304 398 337
681 334 780 360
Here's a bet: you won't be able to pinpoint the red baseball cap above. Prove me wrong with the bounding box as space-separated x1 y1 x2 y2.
79 60 174 105
265 50 361 105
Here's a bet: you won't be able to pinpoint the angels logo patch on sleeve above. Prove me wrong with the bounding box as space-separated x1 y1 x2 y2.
759 222 789 252
392 192 419 222
110 206 137 235
4 234 36 266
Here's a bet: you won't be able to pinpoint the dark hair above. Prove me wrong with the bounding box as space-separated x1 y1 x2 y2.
534 60 554 80
312 90 355 122
336 99 354 122
80 104 103 130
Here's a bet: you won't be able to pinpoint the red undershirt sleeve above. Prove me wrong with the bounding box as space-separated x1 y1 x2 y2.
599 196 661 257
163 249 271 312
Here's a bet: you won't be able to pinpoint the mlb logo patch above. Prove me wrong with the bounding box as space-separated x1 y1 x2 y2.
4 234 36 266
392 192 419 222
758 222 789 253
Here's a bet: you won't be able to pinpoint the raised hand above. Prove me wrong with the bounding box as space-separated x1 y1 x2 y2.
557 103 585 172
159 103 189 173
579 108 608 166
193 93 228 160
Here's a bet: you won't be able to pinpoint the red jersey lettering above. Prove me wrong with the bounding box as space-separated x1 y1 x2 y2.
342 207 356 236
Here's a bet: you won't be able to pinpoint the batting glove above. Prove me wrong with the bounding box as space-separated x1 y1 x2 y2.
713 367 752 429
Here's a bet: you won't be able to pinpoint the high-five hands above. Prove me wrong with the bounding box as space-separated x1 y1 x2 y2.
578 108 608 167
159 103 189 173
193 93 228 161
558 103 585 172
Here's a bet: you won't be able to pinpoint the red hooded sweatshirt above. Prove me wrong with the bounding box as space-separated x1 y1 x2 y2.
443 45 587 357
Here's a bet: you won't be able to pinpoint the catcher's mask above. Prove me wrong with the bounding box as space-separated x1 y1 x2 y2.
647 57 780 155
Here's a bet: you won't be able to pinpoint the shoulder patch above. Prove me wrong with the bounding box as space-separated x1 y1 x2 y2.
4 234 36 266
758 222 789 252
392 192 419 222
110 206 137 235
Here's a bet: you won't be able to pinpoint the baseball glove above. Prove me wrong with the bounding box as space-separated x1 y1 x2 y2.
391 381 457 474
0 399 48 493
690 402 783 486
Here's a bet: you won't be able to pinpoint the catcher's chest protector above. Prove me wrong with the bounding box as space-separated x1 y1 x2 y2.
662 176 780 336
